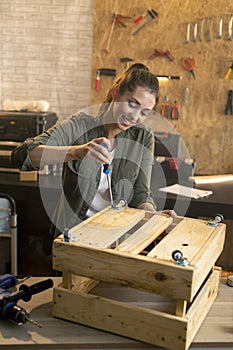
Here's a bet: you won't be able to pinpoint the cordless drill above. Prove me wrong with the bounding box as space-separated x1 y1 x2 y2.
0 278 53 327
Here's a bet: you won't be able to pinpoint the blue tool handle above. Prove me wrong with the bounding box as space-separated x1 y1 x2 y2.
0 274 17 289
100 143 111 174
103 164 111 174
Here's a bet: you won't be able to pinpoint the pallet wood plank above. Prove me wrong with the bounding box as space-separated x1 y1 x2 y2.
186 267 221 349
176 300 187 317
147 218 217 260
53 285 188 350
116 213 173 254
53 240 194 301
189 224 225 297
70 206 145 248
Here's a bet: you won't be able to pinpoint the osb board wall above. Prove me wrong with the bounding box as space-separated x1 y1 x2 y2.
91 0 233 174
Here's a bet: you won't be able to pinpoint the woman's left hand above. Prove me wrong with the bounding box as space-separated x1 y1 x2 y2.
161 209 177 217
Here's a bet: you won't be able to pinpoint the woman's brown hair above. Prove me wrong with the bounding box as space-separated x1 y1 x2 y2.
100 63 159 113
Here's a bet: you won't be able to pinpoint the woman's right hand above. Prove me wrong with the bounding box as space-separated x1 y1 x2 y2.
70 137 112 164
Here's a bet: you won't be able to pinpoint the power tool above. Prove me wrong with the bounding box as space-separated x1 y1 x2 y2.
0 278 53 327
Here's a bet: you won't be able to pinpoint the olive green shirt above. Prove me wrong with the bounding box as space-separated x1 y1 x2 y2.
11 112 155 235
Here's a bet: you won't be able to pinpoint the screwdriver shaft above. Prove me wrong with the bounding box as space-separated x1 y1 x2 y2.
106 173 114 207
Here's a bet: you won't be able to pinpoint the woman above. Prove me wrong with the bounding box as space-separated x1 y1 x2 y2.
11 64 174 252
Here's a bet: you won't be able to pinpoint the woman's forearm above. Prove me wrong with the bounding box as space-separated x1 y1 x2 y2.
29 145 83 168
29 137 111 168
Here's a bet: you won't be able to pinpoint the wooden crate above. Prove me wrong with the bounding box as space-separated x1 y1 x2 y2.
52 207 226 350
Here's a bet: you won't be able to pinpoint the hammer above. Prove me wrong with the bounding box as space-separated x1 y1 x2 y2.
132 9 158 36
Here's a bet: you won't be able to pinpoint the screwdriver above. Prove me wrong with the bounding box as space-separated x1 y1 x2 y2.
100 143 114 207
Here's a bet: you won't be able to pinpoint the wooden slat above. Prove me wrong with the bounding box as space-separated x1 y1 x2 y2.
53 240 194 301
61 273 99 293
186 267 221 349
147 218 217 260
53 285 188 350
116 213 173 254
70 206 145 248
176 300 187 317
189 224 225 298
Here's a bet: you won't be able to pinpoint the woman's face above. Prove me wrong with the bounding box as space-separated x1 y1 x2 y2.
110 86 156 133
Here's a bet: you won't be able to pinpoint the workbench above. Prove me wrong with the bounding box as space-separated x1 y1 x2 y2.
0 277 232 350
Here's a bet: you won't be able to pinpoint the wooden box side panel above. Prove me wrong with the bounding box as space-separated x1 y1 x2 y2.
186 267 221 349
53 240 194 301
190 224 225 297
53 286 188 350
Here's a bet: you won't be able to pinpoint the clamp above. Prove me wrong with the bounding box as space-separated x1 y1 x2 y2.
105 13 131 53
95 68 117 91
132 9 158 36
148 49 175 62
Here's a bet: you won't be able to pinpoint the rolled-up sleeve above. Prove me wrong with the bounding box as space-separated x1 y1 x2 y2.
10 113 89 171
10 138 44 170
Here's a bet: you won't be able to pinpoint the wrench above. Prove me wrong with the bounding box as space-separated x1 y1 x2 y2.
199 18 205 42
193 22 198 42
227 14 233 41
185 23 190 44
217 16 223 39
207 16 213 41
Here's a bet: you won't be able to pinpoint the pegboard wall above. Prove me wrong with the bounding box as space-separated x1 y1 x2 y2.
91 0 233 175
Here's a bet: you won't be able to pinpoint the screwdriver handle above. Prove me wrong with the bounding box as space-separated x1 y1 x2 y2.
103 164 111 174
100 143 111 174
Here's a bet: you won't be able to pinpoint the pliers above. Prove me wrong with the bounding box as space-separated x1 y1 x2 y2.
225 90 233 115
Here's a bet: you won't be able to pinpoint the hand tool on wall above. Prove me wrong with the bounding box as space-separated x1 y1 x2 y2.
132 9 158 36
185 23 190 44
95 68 117 91
148 49 175 62
199 19 205 42
184 87 189 106
182 57 197 78
224 62 233 79
171 101 180 120
161 96 170 118
105 13 131 53
207 16 213 41
225 90 233 115
100 143 114 207
227 14 233 41
193 22 198 42
227 15 233 41
120 57 134 69
217 16 223 39
134 10 148 24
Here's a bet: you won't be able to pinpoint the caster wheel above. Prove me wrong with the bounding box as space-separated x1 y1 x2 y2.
214 214 224 223
172 250 183 261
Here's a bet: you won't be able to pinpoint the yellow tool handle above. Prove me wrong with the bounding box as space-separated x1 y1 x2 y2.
224 66 233 79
